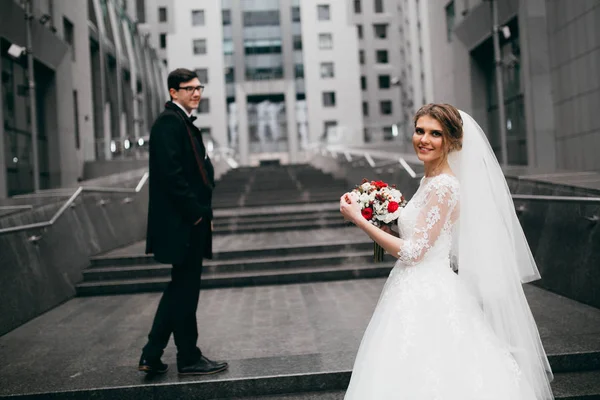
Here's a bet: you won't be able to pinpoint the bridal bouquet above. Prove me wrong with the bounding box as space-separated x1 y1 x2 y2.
350 179 406 262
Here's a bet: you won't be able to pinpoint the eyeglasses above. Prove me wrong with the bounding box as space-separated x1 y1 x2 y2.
178 85 204 93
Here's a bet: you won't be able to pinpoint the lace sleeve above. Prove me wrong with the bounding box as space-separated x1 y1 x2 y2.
398 177 459 265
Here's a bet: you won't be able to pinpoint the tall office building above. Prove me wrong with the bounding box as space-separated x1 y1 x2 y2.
351 0 421 146
153 0 367 166
0 0 166 198
425 0 600 171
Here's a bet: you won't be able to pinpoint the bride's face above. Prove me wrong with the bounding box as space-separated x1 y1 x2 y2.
413 116 446 163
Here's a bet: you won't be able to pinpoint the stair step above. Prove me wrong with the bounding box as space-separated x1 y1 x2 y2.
213 202 339 218
90 241 374 267
224 370 600 400
76 263 393 295
214 211 341 225
227 392 345 400
213 220 349 235
551 370 600 400
84 250 378 279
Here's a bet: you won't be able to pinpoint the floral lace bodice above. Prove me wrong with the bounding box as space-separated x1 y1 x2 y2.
397 174 460 266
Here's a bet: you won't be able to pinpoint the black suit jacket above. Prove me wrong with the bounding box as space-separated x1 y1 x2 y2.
145 101 215 264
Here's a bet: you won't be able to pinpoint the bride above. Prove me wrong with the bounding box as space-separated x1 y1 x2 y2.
340 104 554 399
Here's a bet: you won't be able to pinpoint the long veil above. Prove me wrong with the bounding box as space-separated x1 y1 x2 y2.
448 111 554 399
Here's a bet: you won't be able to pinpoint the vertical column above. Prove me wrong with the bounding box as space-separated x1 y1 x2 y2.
107 0 124 156
231 0 249 166
280 0 299 164
91 0 110 160
0 54 6 199
518 0 556 169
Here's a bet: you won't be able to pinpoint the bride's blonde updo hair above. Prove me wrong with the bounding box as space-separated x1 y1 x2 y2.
413 103 463 153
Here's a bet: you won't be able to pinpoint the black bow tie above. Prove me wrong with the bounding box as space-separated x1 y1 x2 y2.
189 115 197 122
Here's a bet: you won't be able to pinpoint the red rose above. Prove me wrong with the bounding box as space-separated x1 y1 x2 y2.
372 180 388 189
387 201 399 213
361 207 374 220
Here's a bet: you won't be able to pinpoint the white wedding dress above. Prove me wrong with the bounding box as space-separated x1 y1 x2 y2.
345 174 538 399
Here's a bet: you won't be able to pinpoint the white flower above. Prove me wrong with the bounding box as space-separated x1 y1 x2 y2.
361 182 371 191
359 192 371 205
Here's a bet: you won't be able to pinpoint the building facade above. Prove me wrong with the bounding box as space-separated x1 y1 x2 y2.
156 0 366 166
351 0 417 145
0 0 166 198
425 0 600 171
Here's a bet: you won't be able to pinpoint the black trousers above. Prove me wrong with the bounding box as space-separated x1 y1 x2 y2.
143 228 204 363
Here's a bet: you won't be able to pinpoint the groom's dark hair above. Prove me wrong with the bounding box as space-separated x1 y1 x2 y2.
414 103 463 152
167 68 198 99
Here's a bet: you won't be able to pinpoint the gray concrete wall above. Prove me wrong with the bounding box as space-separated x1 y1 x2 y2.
56 0 97 164
427 0 599 171
0 186 149 336
0 53 6 199
546 1 600 170
83 159 150 180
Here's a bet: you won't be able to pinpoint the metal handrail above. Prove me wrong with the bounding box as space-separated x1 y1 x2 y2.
0 205 34 211
313 144 600 204
0 172 149 237
313 145 420 178
512 194 600 203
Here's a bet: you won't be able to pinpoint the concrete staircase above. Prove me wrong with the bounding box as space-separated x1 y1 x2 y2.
1 165 599 400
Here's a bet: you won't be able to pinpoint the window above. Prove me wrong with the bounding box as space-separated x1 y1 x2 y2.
378 75 391 89
225 68 235 83
357 24 363 39
63 17 75 61
73 90 80 149
158 7 167 22
362 102 369 117
445 1 455 42
244 38 282 55
320 62 334 78
376 50 388 63
292 6 301 22
375 0 384 13
354 0 361 13
319 33 333 49
373 24 388 39
223 39 233 55
322 92 336 107
159 33 166 49
293 35 303 50
317 4 330 20
383 126 394 140
193 39 207 54
359 50 365 64
295 64 304 78
361 76 367 90
136 0 146 23
243 10 280 26
323 121 337 139
222 9 231 25
192 9 205 26
380 100 392 115
195 68 208 84
198 98 210 113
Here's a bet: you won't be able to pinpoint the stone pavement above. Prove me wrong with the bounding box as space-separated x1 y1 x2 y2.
0 277 599 398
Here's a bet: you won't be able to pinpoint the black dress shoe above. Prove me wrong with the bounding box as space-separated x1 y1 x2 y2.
177 355 228 375
138 355 169 374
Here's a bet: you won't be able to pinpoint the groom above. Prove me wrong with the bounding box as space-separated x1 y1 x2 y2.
139 68 228 376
